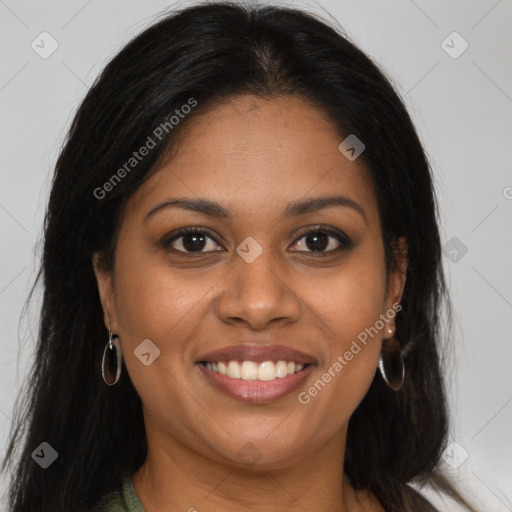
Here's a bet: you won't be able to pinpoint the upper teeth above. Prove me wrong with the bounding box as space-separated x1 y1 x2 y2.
204 360 305 381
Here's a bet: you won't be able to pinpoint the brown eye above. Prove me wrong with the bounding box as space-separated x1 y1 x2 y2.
291 226 353 254
163 227 223 253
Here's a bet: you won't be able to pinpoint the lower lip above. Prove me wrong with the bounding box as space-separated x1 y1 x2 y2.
196 363 316 403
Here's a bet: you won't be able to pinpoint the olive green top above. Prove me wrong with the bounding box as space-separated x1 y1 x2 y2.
93 478 145 512
93 478 439 511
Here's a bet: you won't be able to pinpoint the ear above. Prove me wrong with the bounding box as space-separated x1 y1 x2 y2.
384 236 408 332
92 252 119 334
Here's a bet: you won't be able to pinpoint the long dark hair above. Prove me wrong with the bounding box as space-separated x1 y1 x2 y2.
2 2 477 511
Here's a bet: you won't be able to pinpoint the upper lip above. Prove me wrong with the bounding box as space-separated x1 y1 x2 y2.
196 344 317 364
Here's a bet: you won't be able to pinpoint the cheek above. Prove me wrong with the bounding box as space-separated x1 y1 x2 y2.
112 237 207 343
108 239 213 412
110 246 214 428
294 244 386 413
305 243 387 349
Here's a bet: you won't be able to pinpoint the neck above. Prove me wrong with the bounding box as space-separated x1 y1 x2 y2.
132 425 382 512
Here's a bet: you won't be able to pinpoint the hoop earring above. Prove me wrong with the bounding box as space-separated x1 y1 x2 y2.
378 330 404 391
101 325 122 386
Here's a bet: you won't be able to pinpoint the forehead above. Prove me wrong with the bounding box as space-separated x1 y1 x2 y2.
125 94 378 224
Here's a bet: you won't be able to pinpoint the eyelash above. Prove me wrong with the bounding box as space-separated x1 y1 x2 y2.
162 225 353 256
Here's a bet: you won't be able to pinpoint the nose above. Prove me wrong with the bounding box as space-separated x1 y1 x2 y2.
216 251 302 331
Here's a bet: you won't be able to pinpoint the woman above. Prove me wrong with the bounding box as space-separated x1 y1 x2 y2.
1 2 479 511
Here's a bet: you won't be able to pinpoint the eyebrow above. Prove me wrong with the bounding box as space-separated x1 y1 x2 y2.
144 195 368 224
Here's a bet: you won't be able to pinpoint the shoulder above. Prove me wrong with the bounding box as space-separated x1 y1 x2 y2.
89 478 145 512
89 487 126 512
89 490 125 512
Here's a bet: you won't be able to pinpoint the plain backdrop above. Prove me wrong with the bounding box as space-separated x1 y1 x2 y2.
1 0 511 510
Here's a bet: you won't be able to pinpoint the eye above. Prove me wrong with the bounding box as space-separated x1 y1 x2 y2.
290 225 353 254
163 227 223 253
162 225 353 255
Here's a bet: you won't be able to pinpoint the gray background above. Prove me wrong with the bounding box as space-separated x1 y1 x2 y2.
1 0 511 510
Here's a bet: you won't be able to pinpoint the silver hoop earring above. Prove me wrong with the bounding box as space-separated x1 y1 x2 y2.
378 334 404 391
101 328 122 386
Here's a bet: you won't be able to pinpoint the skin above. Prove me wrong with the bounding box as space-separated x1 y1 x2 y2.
93 94 407 512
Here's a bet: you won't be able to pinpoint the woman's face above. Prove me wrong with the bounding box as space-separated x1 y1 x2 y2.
94 94 406 470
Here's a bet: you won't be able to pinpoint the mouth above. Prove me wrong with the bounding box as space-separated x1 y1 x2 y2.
197 359 311 380
195 344 317 403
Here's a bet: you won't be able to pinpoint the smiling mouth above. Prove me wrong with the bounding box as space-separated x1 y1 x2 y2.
195 343 317 402
197 360 311 381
